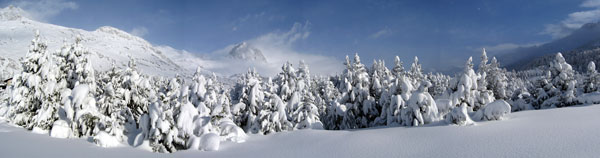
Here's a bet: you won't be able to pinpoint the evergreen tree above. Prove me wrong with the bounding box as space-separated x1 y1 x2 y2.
583 61 599 93
486 57 508 100
542 53 578 108
402 81 438 126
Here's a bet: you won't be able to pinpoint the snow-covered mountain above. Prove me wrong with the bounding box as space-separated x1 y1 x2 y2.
228 42 268 62
0 6 200 77
501 22 600 70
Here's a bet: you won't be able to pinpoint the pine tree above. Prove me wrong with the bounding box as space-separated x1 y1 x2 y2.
7 31 63 132
402 81 438 126
96 63 131 142
336 54 373 129
532 71 553 109
583 61 598 93
486 57 508 100
231 68 265 134
448 57 480 111
392 56 404 78
408 56 423 87
543 53 578 108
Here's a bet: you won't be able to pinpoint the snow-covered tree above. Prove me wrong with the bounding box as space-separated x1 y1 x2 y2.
55 36 96 94
7 30 62 131
401 81 438 126
258 95 293 134
542 53 578 108
486 57 508 100
447 57 480 111
96 63 132 142
52 36 102 137
531 71 553 109
231 68 266 134
583 61 599 93
392 56 404 78
122 58 153 122
408 56 423 87
426 73 450 98
336 54 374 129
290 60 322 129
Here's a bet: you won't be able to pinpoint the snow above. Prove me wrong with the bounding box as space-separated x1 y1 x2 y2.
0 104 599 157
49 120 71 139
218 119 247 143
577 92 600 104
445 103 475 126
187 136 201 150
480 100 511 121
71 84 89 110
176 102 198 137
93 131 122 148
200 133 220 151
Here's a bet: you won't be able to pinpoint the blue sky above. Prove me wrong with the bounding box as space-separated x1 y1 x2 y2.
3 0 598 73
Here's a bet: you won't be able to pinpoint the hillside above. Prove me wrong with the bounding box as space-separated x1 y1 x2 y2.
0 6 202 77
501 22 600 70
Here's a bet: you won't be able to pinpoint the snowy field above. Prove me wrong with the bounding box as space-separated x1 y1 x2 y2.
1 104 598 158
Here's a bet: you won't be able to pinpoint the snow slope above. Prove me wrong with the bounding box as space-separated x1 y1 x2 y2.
0 6 203 77
0 104 598 158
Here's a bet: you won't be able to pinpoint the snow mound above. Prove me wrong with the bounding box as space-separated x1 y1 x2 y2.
200 133 220 151
187 136 201 150
577 92 600 104
479 100 511 121
219 119 247 143
93 131 122 148
49 120 71 138
31 127 48 134
445 103 475 126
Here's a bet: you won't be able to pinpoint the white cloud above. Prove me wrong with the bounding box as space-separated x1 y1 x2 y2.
130 27 148 37
582 0 600 7
474 42 542 53
205 21 343 76
8 0 78 22
542 0 600 38
369 27 392 39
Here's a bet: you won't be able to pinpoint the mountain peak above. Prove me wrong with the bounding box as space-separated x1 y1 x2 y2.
228 42 268 62
0 5 29 21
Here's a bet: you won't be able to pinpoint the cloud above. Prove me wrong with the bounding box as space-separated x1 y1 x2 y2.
230 12 285 32
369 27 392 39
582 0 600 7
7 0 78 22
542 0 600 38
470 42 542 54
130 27 149 37
205 21 343 76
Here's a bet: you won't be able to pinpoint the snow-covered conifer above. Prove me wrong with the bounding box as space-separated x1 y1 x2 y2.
401 81 438 126
542 53 578 108
583 61 599 93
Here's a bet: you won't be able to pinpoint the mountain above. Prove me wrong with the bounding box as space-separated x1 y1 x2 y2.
501 22 600 70
518 47 600 72
0 6 202 77
228 42 268 62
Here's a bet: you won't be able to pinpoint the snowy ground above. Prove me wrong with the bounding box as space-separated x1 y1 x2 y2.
1 104 599 158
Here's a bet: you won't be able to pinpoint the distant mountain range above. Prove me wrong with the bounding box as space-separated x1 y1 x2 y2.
0 6 273 78
501 22 600 71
